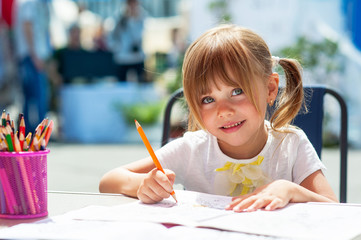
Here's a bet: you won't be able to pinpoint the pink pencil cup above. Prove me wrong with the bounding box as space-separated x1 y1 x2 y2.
0 150 49 219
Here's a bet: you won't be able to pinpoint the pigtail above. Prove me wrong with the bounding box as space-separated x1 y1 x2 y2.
270 58 305 130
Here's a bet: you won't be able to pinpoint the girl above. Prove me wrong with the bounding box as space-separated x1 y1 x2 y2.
99 24 338 211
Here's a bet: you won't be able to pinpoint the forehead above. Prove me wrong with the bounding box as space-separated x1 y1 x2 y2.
199 62 244 95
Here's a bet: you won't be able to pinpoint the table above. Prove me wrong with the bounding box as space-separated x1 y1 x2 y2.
1 191 361 240
0 191 136 229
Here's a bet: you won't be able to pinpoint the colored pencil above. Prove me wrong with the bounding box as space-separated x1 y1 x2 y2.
14 134 36 214
6 113 10 125
1 110 6 127
11 120 15 134
4 126 28 214
0 132 5 151
31 137 39 151
0 168 18 214
25 132 32 147
0 180 6 214
19 117 25 151
135 120 177 202
14 134 21 152
44 120 53 146
3 125 14 152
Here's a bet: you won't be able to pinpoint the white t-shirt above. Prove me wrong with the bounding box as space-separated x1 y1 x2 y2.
156 121 325 196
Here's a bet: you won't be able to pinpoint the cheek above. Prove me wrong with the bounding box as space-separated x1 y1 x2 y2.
200 108 214 127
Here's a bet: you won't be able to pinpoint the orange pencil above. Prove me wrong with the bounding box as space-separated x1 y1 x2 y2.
135 120 177 202
44 120 53 146
13 134 21 152
31 137 39 151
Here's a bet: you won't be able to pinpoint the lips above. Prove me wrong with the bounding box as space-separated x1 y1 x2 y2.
221 120 245 129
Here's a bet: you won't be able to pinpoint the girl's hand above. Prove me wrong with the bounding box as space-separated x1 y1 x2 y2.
137 168 175 204
226 180 295 212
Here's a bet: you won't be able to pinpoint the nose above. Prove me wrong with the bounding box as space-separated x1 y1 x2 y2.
217 99 235 118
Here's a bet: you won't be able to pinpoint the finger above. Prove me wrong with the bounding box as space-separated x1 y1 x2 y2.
164 169 176 185
138 185 165 203
265 198 284 211
228 197 256 212
225 197 243 210
231 193 251 201
153 170 174 194
139 171 170 202
149 180 171 199
246 198 272 212
138 192 157 204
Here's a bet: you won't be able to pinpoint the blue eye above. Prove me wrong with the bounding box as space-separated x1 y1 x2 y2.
202 96 214 104
232 88 243 96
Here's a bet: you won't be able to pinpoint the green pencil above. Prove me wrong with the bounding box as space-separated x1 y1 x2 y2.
4 125 14 152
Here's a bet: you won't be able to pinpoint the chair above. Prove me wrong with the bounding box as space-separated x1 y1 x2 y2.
161 86 348 203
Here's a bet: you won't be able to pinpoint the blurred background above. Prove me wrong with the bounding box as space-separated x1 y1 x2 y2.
0 0 360 201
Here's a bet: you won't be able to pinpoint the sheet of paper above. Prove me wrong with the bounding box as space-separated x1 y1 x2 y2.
63 190 233 226
202 202 361 240
63 190 361 240
1 190 361 240
0 218 282 240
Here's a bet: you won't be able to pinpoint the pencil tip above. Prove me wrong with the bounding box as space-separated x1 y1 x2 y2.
172 193 178 203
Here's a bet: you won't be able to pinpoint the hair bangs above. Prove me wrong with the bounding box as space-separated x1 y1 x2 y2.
182 24 269 130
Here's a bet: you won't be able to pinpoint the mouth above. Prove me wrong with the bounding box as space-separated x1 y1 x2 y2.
221 120 245 129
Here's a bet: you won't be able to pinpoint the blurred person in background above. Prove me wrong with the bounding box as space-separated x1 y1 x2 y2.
13 0 52 133
167 27 186 69
50 23 83 84
110 0 147 83
0 0 16 110
47 23 84 114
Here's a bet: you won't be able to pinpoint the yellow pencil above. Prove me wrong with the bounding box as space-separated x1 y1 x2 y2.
135 120 177 202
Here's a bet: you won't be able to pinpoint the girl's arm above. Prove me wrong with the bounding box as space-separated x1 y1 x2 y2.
226 170 338 212
99 157 176 203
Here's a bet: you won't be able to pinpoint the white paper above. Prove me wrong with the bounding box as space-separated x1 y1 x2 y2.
1 190 361 240
64 190 233 225
63 190 361 240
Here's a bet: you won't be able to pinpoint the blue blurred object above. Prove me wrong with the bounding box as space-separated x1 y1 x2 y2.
342 0 361 50
60 82 161 143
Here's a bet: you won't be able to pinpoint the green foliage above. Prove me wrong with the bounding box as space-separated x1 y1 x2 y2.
166 64 183 94
276 36 344 74
115 101 165 126
276 36 345 147
208 0 232 23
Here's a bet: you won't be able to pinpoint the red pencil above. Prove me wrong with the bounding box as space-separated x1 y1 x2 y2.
44 120 53 146
19 117 25 151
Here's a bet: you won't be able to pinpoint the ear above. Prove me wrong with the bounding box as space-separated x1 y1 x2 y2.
267 72 279 104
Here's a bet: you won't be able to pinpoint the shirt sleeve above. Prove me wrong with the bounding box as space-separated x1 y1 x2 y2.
292 130 326 184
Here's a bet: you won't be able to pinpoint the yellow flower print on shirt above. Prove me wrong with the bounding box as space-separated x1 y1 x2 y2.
215 156 270 196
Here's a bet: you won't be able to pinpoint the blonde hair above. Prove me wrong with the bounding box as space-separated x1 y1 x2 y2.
182 24 304 132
